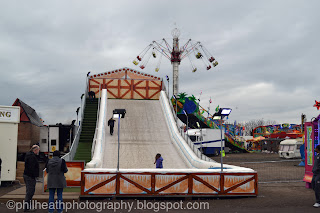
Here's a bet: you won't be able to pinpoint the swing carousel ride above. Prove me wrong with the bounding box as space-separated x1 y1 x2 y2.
132 28 219 96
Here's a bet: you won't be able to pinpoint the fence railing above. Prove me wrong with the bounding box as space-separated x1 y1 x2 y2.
91 84 102 159
81 169 258 197
239 159 304 183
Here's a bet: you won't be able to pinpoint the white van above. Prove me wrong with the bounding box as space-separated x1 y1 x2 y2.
279 138 303 159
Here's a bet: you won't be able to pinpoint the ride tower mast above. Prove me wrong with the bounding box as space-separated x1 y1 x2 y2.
132 28 219 98
171 28 181 96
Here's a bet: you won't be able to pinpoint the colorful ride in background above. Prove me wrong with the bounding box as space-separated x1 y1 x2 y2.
171 92 305 154
253 124 303 139
171 92 223 129
171 92 249 153
243 124 303 152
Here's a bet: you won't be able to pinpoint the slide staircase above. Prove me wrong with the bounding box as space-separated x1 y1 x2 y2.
73 98 98 162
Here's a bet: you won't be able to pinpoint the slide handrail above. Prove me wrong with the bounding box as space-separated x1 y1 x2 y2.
62 77 89 161
86 89 107 168
91 84 102 158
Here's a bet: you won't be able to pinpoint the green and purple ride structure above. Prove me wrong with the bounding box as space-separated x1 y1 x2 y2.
171 92 251 153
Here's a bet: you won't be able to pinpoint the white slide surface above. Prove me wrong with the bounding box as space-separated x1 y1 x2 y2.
102 99 189 169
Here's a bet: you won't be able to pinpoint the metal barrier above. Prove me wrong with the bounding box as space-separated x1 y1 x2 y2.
239 159 304 183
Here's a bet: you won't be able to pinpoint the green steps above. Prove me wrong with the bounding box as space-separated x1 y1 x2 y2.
73 98 99 163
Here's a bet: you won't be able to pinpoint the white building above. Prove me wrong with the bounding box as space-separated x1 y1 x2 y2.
0 106 20 184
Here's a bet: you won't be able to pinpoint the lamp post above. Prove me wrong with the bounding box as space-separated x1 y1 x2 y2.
212 108 232 172
113 109 126 172
166 75 169 98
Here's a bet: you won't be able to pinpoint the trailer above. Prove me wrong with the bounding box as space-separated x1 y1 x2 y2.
186 128 226 156
279 138 303 159
39 124 76 159
0 106 20 185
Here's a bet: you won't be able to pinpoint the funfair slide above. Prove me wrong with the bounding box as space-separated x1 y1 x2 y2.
102 98 187 169
84 89 251 173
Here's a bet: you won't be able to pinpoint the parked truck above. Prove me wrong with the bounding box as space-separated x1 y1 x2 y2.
39 124 76 160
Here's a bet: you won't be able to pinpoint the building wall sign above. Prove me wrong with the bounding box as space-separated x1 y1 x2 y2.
0 106 20 123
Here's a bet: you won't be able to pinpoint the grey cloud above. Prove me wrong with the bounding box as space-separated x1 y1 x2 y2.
1 0 319 125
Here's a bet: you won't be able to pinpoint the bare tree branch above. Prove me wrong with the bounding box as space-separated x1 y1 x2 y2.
241 119 278 136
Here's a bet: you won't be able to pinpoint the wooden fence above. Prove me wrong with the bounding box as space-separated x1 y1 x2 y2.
81 170 258 197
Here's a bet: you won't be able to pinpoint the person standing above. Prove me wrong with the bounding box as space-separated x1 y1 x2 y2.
88 91 95 99
154 153 163 169
23 145 40 212
46 150 68 213
108 117 116 135
312 145 320 208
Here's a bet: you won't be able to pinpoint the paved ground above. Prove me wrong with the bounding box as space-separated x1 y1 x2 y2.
1 152 317 212
211 152 305 182
103 99 187 169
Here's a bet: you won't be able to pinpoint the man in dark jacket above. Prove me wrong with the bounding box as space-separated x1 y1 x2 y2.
46 150 68 213
312 145 320 208
23 145 40 212
108 117 116 135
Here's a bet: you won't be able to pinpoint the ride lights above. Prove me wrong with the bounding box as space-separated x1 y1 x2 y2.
113 109 126 118
212 108 232 119
221 108 232 116
212 115 222 120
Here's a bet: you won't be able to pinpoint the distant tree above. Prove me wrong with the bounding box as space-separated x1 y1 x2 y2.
242 119 277 136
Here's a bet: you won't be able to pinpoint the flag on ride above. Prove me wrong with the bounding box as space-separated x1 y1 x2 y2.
209 97 212 104
215 105 219 112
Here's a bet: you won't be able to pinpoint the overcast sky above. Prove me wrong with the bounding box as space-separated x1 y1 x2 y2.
1 0 319 125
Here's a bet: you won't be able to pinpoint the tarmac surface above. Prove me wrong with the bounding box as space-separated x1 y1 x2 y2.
1 153 318 212
102 99 188 169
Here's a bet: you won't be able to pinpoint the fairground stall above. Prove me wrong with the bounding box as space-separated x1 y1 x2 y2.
304 114 320 188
